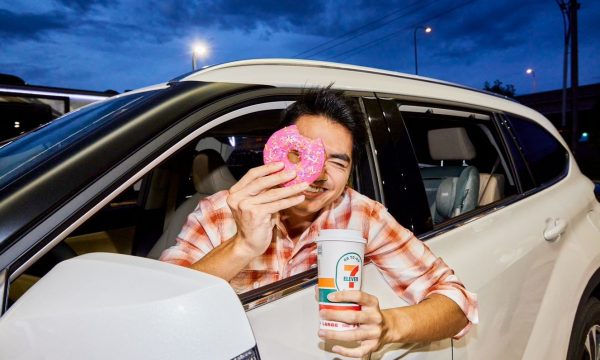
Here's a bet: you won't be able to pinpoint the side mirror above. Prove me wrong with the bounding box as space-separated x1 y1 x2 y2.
0 253 259 359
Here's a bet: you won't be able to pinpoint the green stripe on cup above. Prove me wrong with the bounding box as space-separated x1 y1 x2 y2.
319 288 337 303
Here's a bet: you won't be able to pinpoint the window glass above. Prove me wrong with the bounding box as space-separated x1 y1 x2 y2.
0 91 156 190
399 104 517 225
505 115 569 188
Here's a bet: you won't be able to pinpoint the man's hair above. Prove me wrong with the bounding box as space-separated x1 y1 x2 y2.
280 87 367 164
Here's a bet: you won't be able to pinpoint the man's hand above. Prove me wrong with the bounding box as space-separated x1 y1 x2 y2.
226 162 308 257
318 291 469 358
318 290 390 358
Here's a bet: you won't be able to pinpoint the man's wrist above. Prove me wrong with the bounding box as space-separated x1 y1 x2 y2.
231 233 261 259
382 307 414 344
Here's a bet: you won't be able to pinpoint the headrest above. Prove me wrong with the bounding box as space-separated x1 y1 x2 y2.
436 177 457 219
428 127 476 161
192 150 237 195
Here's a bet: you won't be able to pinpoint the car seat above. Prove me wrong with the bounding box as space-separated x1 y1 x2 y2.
147 149 236 259
420 127 480 224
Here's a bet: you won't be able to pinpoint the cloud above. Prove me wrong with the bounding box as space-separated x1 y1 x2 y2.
0 9 71 40
54 0 116 12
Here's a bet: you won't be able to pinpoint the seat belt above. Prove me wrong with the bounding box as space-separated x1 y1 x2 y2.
478 157 501 205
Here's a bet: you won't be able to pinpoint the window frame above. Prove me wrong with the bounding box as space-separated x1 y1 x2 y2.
375 93 526 240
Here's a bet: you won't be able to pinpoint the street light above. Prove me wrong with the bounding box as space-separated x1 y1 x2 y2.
526 68 537 92
192 42 209 71
413 26 432 75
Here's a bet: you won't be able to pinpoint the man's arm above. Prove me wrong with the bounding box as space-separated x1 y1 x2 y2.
188 234 260 281
319 292 468 358
185 162 307 281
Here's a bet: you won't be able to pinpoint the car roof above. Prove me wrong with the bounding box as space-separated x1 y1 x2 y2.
178 59 566 143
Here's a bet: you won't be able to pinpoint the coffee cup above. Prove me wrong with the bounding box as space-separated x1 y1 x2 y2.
316 229 366 331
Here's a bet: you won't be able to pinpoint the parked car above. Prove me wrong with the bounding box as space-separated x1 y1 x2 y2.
0 59 599 360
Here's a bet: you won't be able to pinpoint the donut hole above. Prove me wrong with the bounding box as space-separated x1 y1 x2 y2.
287 150 301 164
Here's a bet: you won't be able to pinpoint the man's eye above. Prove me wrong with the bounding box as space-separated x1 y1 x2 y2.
330 161 347 168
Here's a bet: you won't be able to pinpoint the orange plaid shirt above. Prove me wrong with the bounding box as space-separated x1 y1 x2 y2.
160 187 478 337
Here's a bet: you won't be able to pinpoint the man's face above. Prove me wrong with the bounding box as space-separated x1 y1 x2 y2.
290 114 353 216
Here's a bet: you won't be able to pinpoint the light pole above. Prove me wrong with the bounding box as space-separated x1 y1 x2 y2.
413 26 432 75
526 68 537 92
192 43 209 71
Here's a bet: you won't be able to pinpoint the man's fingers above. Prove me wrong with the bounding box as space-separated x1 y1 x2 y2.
328 291 379 307
330 342 376 359
319 327 378 342
250 182 308 205
230 162 285 193
320 309 369 325
233 169 297 200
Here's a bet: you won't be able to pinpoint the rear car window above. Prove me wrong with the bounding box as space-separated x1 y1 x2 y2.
505 115 569 188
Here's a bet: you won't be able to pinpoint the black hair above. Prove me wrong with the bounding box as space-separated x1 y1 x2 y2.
280 87 367 164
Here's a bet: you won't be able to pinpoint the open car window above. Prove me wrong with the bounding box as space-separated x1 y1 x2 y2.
7 94 372 310
398 103 518 226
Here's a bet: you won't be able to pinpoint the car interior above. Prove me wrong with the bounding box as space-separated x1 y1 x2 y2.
6 108 283 306
398 104 517 225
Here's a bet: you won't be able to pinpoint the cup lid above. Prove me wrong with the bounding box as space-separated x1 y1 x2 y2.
316 229 366 244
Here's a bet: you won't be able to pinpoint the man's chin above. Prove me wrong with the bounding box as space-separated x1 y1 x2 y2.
294 197 331 215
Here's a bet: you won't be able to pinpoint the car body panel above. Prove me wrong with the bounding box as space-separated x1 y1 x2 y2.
246 263 451 359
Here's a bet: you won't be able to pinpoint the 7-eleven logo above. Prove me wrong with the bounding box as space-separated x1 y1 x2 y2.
343 265 360 288
335 252 362 291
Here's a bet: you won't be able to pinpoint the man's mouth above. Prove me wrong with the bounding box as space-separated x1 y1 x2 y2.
305 185 326 194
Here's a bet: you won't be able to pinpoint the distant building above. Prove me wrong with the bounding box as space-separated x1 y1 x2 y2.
516 83 600 180
0 74 115 142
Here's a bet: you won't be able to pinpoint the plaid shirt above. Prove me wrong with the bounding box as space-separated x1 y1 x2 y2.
160 187 478 337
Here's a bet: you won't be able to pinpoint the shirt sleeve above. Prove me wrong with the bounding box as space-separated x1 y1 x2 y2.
159 191 231 267
365 203 479 339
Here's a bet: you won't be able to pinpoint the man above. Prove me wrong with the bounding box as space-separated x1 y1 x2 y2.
160 88 478 358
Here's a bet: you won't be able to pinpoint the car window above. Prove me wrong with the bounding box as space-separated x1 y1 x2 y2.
398 104 518 226
0 91 157 191
7 96 369 310
504 114 569 189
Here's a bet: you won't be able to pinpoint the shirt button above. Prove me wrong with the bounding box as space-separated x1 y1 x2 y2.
253 281 260 289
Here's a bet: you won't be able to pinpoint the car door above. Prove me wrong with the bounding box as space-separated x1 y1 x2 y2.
377 95 570 359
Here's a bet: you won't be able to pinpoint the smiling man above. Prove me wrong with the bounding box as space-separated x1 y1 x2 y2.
160 88 478 357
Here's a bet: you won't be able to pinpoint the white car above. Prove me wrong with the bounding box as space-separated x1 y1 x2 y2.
0 59 598 360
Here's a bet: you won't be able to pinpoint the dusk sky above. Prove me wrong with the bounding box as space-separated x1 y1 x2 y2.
1 0 599 95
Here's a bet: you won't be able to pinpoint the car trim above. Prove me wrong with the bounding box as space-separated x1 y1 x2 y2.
7 100 293 283
418 174 567 240
0 269 6 313
240 268 317 311
360 97 385 203
182 58 517 102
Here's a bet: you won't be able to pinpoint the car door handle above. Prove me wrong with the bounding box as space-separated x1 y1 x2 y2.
544 218 567 241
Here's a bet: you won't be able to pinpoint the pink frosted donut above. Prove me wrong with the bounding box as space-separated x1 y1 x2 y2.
263 125 325 187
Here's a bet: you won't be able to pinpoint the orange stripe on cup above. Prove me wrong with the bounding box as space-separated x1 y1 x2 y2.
318 277 335 288
319 304 361 311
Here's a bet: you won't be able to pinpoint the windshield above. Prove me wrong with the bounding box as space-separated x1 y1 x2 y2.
0 90 158 190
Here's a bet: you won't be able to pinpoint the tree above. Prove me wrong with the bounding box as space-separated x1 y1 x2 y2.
484 80 516 97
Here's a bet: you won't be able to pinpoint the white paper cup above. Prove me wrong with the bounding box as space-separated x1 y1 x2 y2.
316 229 366 331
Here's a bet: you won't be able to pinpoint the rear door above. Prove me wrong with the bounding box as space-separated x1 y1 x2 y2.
377 95 569 359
